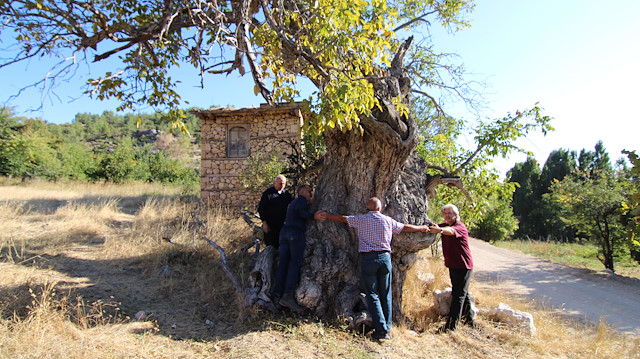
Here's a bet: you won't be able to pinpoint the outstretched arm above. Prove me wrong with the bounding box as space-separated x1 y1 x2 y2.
401 224 430 233
322 211 348 223
428 225 454 236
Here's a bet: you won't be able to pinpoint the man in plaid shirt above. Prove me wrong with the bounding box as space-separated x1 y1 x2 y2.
323 197 430 340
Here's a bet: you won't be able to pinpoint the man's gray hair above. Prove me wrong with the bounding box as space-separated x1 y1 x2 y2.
441 204 460 219
274 174 286 182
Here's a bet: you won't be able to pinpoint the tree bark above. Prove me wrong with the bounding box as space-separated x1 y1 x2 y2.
294 38 438 325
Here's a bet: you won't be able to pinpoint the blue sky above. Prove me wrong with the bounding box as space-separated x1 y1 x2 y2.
2 1 639 176
429 0 640 174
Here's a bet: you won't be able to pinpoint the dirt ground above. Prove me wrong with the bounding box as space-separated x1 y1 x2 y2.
469 238 640 335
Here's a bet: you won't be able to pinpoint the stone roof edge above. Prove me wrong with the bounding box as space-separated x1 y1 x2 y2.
191 102 304 117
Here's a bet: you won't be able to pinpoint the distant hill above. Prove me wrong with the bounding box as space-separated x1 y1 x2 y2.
0 107 202 184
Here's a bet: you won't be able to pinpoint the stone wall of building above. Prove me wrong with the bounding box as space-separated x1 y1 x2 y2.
195 104 303 208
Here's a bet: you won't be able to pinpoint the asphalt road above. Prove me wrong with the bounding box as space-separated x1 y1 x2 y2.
469 238 640 335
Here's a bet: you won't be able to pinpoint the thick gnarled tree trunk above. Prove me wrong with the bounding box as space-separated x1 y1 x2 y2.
293 39 437 325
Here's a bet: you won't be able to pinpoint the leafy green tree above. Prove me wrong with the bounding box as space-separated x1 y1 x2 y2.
471 194 519 242
507 157 543 238
0 107 20 174
622 150 640 264
0 115 63 179
240 150 287 192
549 169 628 272
508 149 582 241
540 149 577 187
538 149 578 240
56 141 95 180
148 152 198 185
95 138 149 183
578 141 612 178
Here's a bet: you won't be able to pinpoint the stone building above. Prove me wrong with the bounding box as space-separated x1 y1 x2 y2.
193 103 304 207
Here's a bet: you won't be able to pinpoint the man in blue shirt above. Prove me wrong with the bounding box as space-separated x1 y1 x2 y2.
272 184 325 313
323 197 429 340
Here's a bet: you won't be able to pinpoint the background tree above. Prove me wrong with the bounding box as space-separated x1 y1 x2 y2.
471 193 519 242
538 149 577 240
508 149 579 241
544 143 629 271
548 168 628 272
0 115 63 180
622 150 640 264
507 157 543 238
578 141 611 178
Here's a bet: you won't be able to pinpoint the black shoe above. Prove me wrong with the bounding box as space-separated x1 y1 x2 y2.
279 293 303 314
462 315 476 328
463 319 476 328
436 324 453 334
372 330 390 340
270 293 282 310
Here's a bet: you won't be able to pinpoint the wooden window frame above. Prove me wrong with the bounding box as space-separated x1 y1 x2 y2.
226 124 250 158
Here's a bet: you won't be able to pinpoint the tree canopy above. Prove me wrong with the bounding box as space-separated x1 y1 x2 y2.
1 0 475 131
548 168 629 272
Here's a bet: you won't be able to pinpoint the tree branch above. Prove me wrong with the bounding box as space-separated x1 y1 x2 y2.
259 0 331 83
411 89 445 116
393 11 437 32
237 0 273 104
453 111 524 174
201 235 244 294
192 202 244 297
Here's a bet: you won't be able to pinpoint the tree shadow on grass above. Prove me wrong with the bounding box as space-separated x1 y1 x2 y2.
1 242 290 342
15 194 190 215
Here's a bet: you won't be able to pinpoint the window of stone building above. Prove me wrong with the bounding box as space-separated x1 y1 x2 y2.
227 125 250 157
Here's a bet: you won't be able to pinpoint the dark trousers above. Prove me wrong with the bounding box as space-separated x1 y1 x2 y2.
447 267 474 329
360 251 392 334
263 224 283 249
273 227 306 295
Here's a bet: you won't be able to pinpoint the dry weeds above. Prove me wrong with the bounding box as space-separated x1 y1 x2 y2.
1 180 638 359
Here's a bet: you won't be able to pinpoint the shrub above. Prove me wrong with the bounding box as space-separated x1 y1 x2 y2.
471 196 519 242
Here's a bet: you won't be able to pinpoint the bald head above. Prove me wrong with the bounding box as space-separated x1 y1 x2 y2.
367 197 382 212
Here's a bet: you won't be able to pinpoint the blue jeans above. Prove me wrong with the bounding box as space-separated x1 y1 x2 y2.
360 251 392 334
273 227 306 295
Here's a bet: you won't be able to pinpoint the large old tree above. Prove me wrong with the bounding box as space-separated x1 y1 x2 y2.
1 0 477 322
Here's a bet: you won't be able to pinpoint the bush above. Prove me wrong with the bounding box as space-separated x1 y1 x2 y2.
149 152 198 185
240 149 287 191
471 196 519 242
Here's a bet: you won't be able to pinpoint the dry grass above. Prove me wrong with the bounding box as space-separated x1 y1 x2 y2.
1 179 639 358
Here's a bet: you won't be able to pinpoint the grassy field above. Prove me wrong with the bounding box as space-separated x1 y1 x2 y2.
494 239 640 279
1 179 638 358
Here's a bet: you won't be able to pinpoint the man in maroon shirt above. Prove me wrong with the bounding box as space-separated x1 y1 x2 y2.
428 203 475 332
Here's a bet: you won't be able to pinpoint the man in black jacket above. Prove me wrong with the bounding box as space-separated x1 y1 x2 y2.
258 174 293 249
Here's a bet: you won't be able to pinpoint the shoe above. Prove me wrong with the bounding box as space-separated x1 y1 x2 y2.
279 293 304 314
372 330 390 340
436 324 453 334
462 313 476 328
462 319 476 328
270 293 282 310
